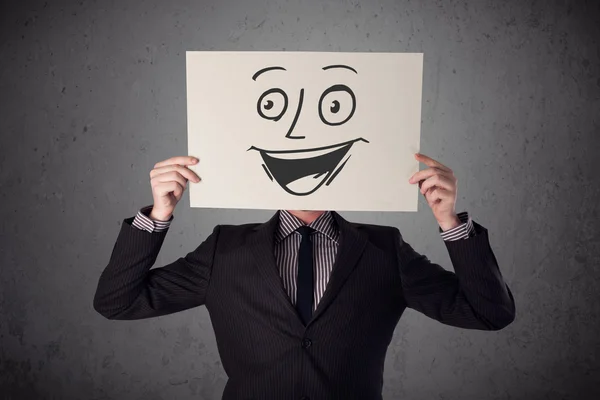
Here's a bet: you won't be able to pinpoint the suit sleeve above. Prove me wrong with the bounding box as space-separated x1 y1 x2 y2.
131 204 173 232
395 221 516 331
93 216 220 320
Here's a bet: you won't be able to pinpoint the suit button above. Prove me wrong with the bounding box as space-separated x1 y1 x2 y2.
301 338 312 349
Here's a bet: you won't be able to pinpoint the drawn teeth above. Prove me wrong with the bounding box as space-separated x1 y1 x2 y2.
267 144 345 160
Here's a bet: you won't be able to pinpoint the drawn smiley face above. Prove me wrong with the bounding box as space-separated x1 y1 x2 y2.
248 65 370 196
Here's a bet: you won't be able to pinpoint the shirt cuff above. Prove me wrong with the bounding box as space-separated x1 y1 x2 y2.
439 211 475 241
130 205 173 233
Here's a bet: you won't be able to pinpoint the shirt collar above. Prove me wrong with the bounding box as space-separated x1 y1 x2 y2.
276 210 339 244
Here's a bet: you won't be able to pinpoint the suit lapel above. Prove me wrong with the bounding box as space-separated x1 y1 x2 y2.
308 211 368 326
249 211 306 330
249 210 369 330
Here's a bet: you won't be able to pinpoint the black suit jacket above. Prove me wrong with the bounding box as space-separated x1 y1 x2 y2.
94 211 516 400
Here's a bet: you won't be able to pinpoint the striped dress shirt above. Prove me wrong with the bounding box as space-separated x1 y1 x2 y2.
131 206 475 309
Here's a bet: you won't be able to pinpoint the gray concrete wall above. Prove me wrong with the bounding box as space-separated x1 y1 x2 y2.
1 0 598 399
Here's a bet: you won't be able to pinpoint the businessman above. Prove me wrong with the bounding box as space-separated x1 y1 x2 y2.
93 153 516 400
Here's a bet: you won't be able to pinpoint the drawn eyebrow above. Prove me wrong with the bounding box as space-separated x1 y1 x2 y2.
322 64 358 74
252 66 287 81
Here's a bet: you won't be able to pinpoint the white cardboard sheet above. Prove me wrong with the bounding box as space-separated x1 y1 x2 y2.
186 51 423 211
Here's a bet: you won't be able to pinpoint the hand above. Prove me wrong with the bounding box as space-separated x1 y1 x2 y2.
408 153 461 231
149 156 201 221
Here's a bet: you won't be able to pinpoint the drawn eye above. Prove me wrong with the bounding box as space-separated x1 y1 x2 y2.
257 88 288 121
318 84 356 126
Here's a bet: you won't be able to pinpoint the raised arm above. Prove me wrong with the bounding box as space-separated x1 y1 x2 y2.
93 154 213 319
395 221 516 331
93 217 219 320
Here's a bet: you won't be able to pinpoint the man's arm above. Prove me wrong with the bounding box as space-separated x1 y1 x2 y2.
131 204 173 233
395 221 516 331
438 211 474 241
93 207 220 320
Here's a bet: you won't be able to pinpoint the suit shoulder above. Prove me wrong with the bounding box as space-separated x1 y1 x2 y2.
351 221 398 235
216 223 262 236
211 223 262 250
350 222 399 250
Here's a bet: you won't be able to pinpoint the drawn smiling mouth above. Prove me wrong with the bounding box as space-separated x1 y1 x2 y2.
248 138 369 196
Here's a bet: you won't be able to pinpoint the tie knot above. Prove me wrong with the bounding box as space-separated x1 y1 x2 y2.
296 225 314 238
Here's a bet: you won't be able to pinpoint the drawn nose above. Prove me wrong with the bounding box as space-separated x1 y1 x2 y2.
285 89 305 139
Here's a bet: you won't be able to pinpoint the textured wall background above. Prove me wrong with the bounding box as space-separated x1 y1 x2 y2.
1 0 598 399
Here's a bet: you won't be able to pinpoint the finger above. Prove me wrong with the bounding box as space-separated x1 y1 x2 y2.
154 181 184 197
151 164 200 182
154 156 198 169
173 182 184 200
423 187 438 207
420 174 455 195
428 186 451 200
424 186 449 206
153 171 189 190
409 167 453 183
420 175 455 195
415 153 451 172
